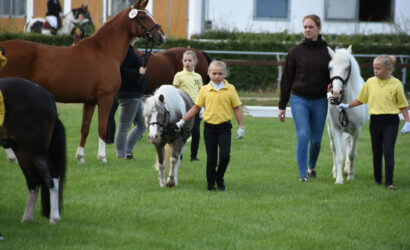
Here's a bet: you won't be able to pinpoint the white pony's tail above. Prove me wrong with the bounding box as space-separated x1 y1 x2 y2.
165 144 172 172
154 144 172 172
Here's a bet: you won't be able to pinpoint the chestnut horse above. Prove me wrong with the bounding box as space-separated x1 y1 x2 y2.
0 0 165 163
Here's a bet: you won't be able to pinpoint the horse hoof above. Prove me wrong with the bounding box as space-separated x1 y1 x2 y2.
335 180 344 184
76 154 85 164
7 157 18 163
49 217 60 224
347 175 354 181
21 217 33 223
166 182 175 188
98 155 107 162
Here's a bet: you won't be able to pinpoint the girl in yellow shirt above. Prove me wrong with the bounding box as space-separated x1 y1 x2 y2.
173 50 203 161
176 60 245 191
338 55 410 190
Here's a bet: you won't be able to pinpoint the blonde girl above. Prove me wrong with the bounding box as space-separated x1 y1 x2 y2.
176 60 245 191
338 55 410 189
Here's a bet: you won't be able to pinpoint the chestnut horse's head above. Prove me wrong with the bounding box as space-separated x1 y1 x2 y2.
128 0 166 45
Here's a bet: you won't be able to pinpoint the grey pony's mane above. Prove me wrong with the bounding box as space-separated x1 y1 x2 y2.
143 85 187 124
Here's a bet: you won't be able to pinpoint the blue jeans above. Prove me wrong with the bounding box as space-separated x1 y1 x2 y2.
290 94 328 178
115 98 145 158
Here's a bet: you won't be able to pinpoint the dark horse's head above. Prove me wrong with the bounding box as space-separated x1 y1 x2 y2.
128 0 166 45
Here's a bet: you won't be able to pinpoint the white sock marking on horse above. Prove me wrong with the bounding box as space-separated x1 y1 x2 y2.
21 187 39 222
76 146 85 163
49 178 60 224
157 161 166 187
5 148 18 163
98 138 106 162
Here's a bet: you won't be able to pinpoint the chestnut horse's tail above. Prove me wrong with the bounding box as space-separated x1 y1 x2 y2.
201 50 212 83
41 116 67 218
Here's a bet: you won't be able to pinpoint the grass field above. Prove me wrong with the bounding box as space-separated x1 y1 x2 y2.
1 103 409 249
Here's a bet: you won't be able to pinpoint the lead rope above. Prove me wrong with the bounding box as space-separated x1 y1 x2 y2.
329 92 349 128
143 39 155 67
339 109 349 127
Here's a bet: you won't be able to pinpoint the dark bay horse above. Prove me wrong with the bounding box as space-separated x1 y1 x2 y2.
0 0 165 163
0 78 66 224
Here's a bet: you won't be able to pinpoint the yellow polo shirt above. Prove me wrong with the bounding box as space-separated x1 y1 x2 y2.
173 69 203 102
357 76 409 115
0 91 5 126
195 80 242 125
0 52 6 67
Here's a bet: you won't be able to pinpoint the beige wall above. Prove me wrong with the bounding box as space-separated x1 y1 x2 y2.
153 0 187 39
0 17 26 32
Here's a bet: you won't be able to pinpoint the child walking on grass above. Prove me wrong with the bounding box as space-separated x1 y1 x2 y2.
176 60 245 191
338 55 410 190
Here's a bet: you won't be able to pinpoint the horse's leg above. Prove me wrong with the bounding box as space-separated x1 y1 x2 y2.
4 147 17 163
167 140 186 187
76 103 96 163
333 130 345 184
326 118 337 179
22 187 40 222
345 130 360 181
96 95 115 162
30 154 61 224
14 150 40 222
155 145 166 187
49 178 60 224
328 114 345 184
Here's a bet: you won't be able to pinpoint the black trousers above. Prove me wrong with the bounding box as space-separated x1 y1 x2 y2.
369 114 399 186
203 121 232 189
190 113 201 159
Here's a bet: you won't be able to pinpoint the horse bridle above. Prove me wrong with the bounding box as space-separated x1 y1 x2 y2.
148 102 170 136
131 10 161 67
329 60 352 127
329 60 352 105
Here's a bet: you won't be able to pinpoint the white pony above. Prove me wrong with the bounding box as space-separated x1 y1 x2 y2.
143 85 194 187
326 46 368 184
24 10 77 35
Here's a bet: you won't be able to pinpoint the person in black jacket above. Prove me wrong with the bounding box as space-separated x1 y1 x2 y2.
278 14 331 183
115 45 147 159
45 0 62 34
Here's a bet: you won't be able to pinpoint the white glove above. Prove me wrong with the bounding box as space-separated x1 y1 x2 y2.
400 122 410 134
199 107 205 119
175 119 185 131
337 103 349 112
235 127 245 140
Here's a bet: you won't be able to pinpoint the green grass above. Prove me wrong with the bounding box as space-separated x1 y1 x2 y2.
1 103 410 249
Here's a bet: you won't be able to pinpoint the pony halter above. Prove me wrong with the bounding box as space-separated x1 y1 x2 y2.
129 9 160 67
148 103 170 136
329 60 352 127
130 9 161 42
329 60 352 105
